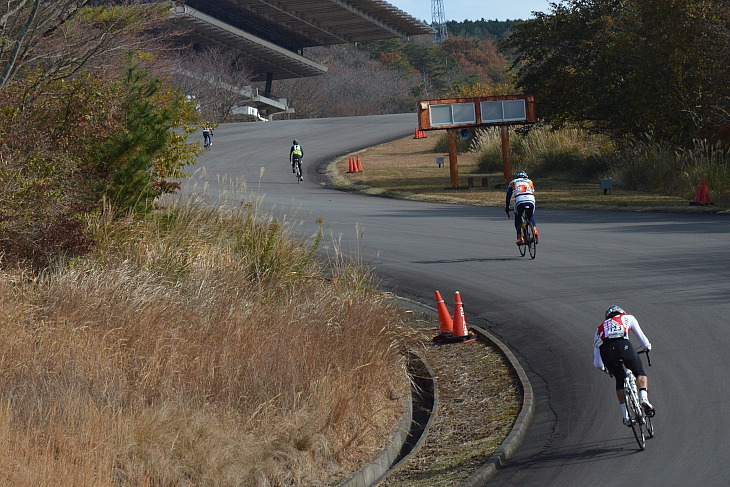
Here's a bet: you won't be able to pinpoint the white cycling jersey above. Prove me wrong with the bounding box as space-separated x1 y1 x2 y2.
593 313 651 369
508 177 536 206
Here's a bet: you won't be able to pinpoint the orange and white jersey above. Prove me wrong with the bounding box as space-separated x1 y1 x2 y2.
593 313 651 368
508 178 536 206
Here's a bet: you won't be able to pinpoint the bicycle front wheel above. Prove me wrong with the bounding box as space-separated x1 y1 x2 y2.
526 222 537 259
624 387 646 450
645 414 654 438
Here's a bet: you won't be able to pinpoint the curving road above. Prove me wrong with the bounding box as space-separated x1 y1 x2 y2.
185 114 730 486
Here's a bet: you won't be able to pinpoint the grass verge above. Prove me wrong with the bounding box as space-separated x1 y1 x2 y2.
329 134 728 213
0 190 418 486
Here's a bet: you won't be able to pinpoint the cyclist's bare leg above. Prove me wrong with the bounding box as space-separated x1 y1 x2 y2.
616 389 625 405
615 376 647 403
635 374 653 410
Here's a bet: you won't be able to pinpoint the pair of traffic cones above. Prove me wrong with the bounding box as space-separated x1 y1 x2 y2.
348 155 363 173
432 290 477 344
414 128 427 139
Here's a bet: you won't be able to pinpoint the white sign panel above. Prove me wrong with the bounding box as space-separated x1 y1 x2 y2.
430 102 477 127
480 99 527 123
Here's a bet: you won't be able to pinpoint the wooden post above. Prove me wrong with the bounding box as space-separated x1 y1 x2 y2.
448 129 459 188
501 125 511 184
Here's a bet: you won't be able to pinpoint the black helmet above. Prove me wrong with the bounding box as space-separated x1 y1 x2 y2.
293 139 298 145
605 305 625 319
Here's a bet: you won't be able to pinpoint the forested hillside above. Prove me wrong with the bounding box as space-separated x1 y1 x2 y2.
445 19 518 40
276 19 517 119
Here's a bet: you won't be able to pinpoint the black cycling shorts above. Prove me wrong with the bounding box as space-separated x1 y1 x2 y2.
600 338 646 390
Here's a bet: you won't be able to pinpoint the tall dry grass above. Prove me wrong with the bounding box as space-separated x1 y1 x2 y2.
472 125 730 204
472 125 613 180
0 192 411 485
609 137 730 205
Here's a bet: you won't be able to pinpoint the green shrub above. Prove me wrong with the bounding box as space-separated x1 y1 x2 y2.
0 59 199 267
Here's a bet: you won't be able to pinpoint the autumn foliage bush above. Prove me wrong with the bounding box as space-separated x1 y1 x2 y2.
0 60 199 267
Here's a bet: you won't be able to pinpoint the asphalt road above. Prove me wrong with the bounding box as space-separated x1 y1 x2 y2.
185 114 730 486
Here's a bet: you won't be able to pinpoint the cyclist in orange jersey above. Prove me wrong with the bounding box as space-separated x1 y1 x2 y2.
505 171 538 245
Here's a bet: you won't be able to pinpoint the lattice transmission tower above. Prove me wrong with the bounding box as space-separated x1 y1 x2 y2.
431 0 447 43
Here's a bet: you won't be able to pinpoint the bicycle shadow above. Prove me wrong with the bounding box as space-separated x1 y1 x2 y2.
501 436 650 473
411 256 520 264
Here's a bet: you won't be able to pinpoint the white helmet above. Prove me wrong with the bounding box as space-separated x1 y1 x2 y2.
605 305 625 319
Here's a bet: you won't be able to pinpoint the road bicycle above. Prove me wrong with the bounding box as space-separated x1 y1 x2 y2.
507 207 537 259
293 158 303 182
610 348 654 451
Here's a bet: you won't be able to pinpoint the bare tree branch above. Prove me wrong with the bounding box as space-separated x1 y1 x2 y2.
168 46 255 121
0 0 42 89
0 1 175 91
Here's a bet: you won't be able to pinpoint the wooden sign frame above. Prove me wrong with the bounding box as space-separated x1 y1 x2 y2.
417 95 537 187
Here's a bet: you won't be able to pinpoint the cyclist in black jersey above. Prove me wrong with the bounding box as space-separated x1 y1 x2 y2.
290 139 303 181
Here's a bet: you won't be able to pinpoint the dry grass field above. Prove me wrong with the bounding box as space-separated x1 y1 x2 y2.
328 134 721 213
0 197 415 486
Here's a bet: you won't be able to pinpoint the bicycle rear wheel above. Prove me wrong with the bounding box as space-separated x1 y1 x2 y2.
624 387 646 450
526 222 537 259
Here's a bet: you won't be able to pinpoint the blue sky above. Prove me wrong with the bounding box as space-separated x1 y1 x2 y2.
387 0 554 22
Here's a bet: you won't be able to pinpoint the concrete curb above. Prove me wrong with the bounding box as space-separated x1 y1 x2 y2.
459 324 535 486
342 297 534 486
340 352 436 487
373 351 438 486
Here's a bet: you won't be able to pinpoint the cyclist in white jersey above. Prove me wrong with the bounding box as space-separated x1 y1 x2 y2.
593 305 655 425
505 171 539 245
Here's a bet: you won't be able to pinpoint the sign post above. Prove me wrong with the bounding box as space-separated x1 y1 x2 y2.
417 95 536 188
500 125 511 187
447 129 459 188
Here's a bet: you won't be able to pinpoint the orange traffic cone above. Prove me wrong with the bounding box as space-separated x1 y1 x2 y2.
348 157 355 173
692 178 712 205
414 128 421 139
701 179 710 204
446 291 477 343
356 155 363 172
432 290 453 342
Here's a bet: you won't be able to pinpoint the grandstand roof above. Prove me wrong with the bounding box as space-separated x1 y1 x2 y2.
171 0 433 81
